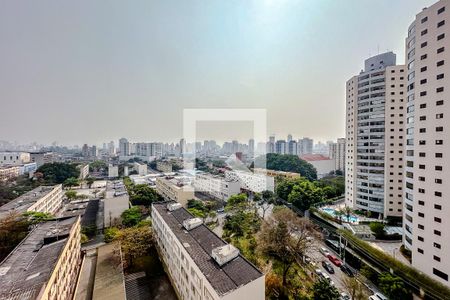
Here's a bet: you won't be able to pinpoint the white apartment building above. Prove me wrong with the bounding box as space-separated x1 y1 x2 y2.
194 172 241 201
0 151 30 166
78 164 89 179
345 52 406 218
156 176 195 206
152 202 265 300
403 0 450 286
108 164 118 178
0 184 63 220
224 170 274 193
329 138 346 172
297 138 313 156
134 162 148 175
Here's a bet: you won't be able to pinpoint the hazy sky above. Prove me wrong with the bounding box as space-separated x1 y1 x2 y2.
0 0 436 146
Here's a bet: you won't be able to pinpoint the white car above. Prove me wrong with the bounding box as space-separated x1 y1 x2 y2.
369 292 388 300
320 247 330 256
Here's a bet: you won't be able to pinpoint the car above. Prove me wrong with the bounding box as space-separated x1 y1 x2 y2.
315 268 323 277
321 261 335 274
340 292 350 300
320 247 330 256
327 255 342 267
322 273 331 281
216 208 225 213
369 292 388 300
340 264 354 277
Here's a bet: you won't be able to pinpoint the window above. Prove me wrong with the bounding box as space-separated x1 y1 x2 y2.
435 204 442 210
421 54 427 60
437 113 444 119
418 188 425 194
418 224 425 229
418 236 424 242
418 248 424 254
438 6 446 14
434 256 441 262
421 42 428 48
419 164 426 169
437 74 444 80
437 87 444 93
437 47 445 54
420 103 427 108
421 66 427 72
418 212 425 217
436 100 444 105
420 79 427 84
435 217 442 223
433 268 448 281
438 20 445 27
421 16 428 23
420 116 426 121
436 152 443 158
435 165 443 170
436 127 443 132
435 191 442 197
435 230 441 236
421 29 428 36
437 60 445 67
420 91 427 96
435 179 442 184
437 33 445 41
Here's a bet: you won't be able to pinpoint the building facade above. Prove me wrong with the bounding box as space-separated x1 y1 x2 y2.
156 177 195 206
345 52 406 218
403 0 450 286
152 202 265 300
224 170 274 193
0 151 30 166
194 172 241 201
329 138 346 172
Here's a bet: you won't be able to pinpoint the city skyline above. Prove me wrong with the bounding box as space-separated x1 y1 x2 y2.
0 0 437 145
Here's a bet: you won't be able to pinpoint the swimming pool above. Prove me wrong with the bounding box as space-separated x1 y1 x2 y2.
321 207 359 223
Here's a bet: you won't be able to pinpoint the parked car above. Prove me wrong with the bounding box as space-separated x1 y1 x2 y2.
340 264 354 277
321 261 335 274
327 255 342 267
340 292 350 300
320 247 330 256
322 273 331 281
369 292 388 300
216 208 225 213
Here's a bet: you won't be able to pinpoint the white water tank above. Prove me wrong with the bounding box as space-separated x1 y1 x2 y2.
182 218 203 230
167 203 182 211
211 244 240 266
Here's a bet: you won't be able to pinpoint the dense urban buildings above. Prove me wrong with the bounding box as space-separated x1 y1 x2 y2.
345 52 406 218
0 216 81 300
403 0 450 286
0 151 30 165
152 202 265 300
156 176 195 206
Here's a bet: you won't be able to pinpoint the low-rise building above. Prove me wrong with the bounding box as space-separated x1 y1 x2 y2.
224 170 274 193
194 172 241 201
0 151 30 166
152 202 265 300
18 162 37 176
0 185 63 220
253 168 300 180
0 216 81 300
156 176 194 206
133 162 148 176
0 165 20 181
78 164 89 180
108 164 119 178
300 154 335 178
29 151 54 167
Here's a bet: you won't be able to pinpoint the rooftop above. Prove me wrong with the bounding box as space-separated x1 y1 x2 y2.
300 154 332 161
153 202 263 296
0 185 60 220
0 217 78 300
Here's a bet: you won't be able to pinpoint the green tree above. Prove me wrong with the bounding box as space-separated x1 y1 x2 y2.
89 160 107 172
342 277 367 300
129 184 160 206
257 208 317 286
63 177 79 188
254 153 317 181
121 207 142 227
23 211 53 224
312 279 341 300
288 181 324 211
104 227 120 242
379 272 410 299
65 190 78 201
36 162 80 184
0 213 30 261
226 193 248 208
85 176 95 188
114 226 154 268
370 222 386 238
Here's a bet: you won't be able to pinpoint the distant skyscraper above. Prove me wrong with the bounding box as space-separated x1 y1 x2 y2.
275 140 286 155
287 140 297 155
119 138 130 156
329 138 345 171
287 134 292 143
298 138 313 156
248 139 255 157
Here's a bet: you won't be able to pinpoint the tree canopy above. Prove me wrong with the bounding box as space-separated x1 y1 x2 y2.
36 162 80 184
126 183 161 206
254 153 317 181
113 226 154 268
378 272 410 299
312 279 341 300
121 207 143 227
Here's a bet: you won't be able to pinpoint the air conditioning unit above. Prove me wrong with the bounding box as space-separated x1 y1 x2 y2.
211 244 240 266
182 218 203 230
167 203 182 211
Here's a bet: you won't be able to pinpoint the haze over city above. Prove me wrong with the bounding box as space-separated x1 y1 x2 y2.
0 0 437 145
